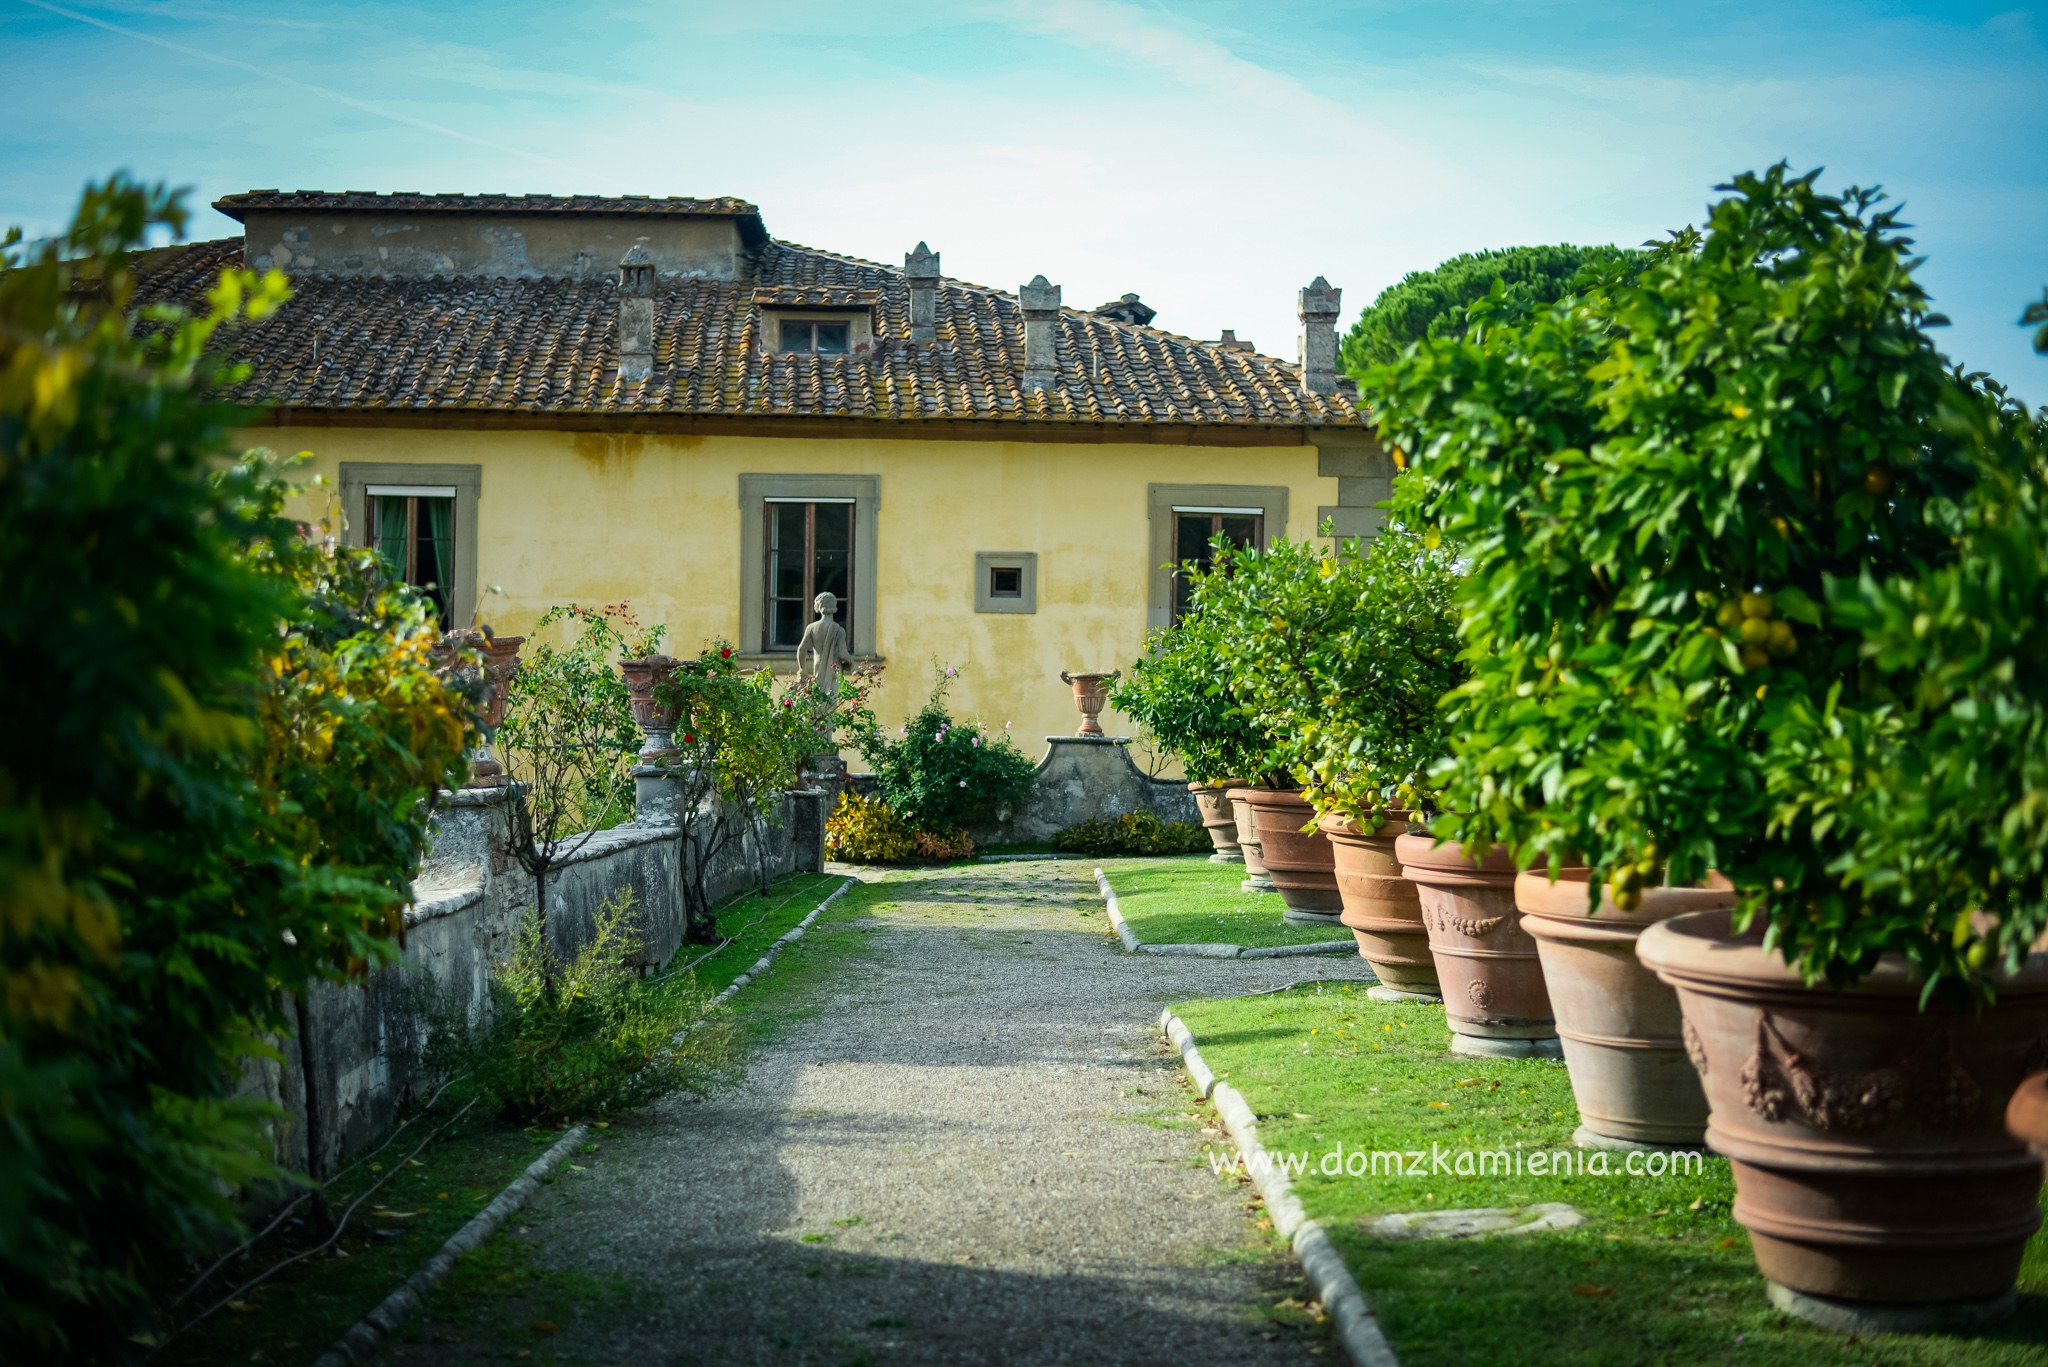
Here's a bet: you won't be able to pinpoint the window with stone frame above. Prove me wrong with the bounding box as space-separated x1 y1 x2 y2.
1170 506 1263 622
764 498 855 650
367 485 457 627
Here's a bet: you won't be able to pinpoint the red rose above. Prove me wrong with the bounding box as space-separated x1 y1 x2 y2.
720 646 733 659
682 733 695 744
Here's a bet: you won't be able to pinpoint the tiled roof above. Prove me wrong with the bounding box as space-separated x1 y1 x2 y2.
750 285 881 310
214 190 762 220
134 236 1366 429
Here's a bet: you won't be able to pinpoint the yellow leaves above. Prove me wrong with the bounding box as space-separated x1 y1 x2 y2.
4 961 85 1028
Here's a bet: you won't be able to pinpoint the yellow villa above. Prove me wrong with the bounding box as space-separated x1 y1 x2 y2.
139 190 1388 745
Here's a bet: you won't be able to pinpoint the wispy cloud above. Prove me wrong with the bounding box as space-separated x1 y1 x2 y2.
17 0 583 173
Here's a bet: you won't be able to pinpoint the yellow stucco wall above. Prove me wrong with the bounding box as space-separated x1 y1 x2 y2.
261 425 1335 760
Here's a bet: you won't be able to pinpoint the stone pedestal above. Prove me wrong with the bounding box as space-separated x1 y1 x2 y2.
969 736 1199 846
633 763 698 826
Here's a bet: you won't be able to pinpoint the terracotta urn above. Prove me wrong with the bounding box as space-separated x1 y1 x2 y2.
1226 787 1276 894
1188 782 1243 863
1059 670 1120 737
1396 834 1557 1057
619 654 682 764
1518 869 1731 1149
1240 788 1340 924
1321 812 1439 1002
2009 1072 2048 1168
435 629 525 788
1639 910 2048 1327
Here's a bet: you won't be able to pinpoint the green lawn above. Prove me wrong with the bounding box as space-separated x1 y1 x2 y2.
670 870 849 994
1173 982 2048 1367
1098 856 1356 949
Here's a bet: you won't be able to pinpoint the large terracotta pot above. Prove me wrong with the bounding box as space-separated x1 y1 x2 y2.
1226 787 1275 894
1640 910 2048 1326
1518 869 1730 1149
1241 789 1340 924
1320 812 1439 1001
434 629 524 788
1396 834 1556 1057
619 655 681 763
2010 1072 2048 1167
1188 783 1243 864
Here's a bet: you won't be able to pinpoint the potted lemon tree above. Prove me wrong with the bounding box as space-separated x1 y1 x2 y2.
1373 165 2048 1327
1203 526 1464 991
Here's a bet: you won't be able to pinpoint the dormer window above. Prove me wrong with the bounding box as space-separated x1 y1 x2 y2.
779 319 850 355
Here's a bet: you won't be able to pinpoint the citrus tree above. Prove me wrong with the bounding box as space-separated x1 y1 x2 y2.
1371 164 2008 991
1203 522 1464 825
1111 574 1286 788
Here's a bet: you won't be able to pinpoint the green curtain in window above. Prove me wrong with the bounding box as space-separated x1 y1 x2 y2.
423 497 453 586
371 495 406 573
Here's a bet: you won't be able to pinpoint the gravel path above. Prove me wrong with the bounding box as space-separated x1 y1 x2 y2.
376 859 1378 1366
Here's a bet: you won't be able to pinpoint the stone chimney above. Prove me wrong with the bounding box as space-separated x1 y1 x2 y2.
1214 328 1254 353
1019 275 1060 391
617 241 654 381
1297 276 1341 396
906 242 940 342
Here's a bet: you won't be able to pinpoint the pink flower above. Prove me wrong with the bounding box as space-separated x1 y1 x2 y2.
971 736 980 747
945 666 957 677
1003 720 1012 730
958 779 967 787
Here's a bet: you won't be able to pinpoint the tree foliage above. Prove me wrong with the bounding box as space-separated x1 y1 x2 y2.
1371 163 2017 993
0 177 473 1354
651 642 817 935
497 602 656 947
1341 243 1641 378
1111 585 1285 788
1202 523 1465 824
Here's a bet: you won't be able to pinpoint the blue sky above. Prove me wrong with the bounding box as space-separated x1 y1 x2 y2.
5 0 2045 399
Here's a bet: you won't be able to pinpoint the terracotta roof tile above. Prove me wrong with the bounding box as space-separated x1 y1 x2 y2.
134 236 1365 429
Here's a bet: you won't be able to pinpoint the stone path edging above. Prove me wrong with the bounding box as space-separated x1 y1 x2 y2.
310 1123 591 1367
712 875 857 1005
1093 867 1355 959
1160 1006 1401 1367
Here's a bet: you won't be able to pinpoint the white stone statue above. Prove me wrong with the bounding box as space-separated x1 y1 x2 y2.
796 591 849 698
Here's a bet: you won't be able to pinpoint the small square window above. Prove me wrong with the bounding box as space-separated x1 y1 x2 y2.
974 552 1036 614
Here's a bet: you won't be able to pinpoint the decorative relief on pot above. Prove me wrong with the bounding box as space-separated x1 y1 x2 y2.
1737 1012 1979 1133
1425 906 1505 938
1468 979 1494 1010
1683 1018 1709 1077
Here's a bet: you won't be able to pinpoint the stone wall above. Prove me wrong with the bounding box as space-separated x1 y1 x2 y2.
970 736 1197 846
258 781 828 1175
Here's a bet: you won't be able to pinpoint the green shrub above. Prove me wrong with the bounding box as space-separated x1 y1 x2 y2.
845 666 1036 832
0 179 474 1354
1371 164 2005 989
423 890 736 1125
1111 578 1284 787
1052 811 1211 857
824 791 919 863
